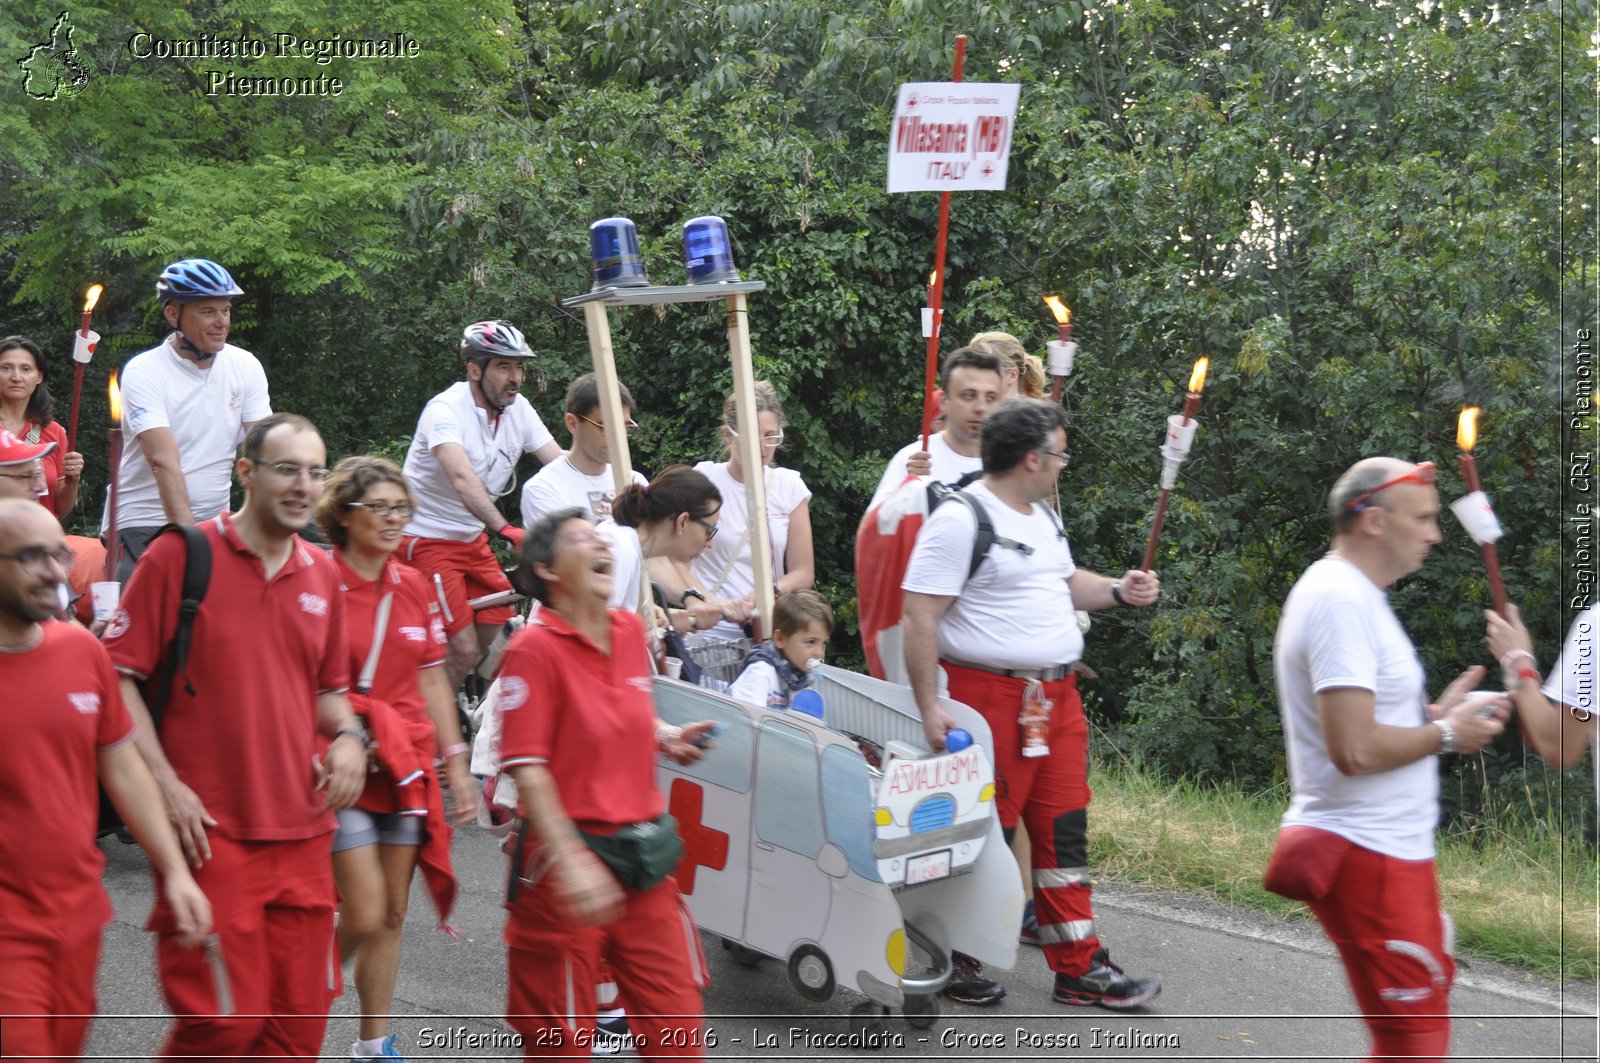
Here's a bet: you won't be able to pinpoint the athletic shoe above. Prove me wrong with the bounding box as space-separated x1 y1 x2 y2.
351 1034 409 1061
591 1016 630 1056
1019 898 1040 946
1051 948 1161 1010
942 950 1006 1006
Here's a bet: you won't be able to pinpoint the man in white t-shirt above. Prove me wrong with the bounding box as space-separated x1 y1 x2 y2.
107 259 271 580
867 346 1002 512
401 320 561 687
902 397 1162 1010
1486 602 1597 790
1270 457 1506 1062
519 372 646 526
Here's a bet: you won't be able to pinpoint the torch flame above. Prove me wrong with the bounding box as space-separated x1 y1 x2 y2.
1457 406 1479 452
1042 295 1071 325
108 371 122 424
927 271 937 290
1188 357 1209 394
83 284 104 314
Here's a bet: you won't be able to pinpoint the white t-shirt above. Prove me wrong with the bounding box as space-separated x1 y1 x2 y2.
402 382 554 541
869 433 983 511
728 660 787 712
599 521 647 613
689 461 812 639
901 482 1082 669
520 455 646 526
110 339 272 528
1275 555 1437 860
1543 604 1599 793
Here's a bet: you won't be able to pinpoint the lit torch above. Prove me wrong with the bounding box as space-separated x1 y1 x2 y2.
1042 295 1075 403
1140 357 1208 572
104 371 123 582
922 271 940 340
1449 406 1508 617
67 283 104 453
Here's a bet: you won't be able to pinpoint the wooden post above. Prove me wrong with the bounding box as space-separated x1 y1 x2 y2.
579 300 649 613
724 291 774 638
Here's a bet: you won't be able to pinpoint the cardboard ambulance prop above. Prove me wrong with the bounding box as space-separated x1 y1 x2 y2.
653 663 1022 1014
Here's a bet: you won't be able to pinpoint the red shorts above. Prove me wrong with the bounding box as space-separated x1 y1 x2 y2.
402 534 515 636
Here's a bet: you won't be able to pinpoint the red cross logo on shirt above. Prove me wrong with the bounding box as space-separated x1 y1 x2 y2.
668 778 728 896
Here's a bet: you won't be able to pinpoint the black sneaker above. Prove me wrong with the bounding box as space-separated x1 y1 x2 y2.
1051 948 1160 1010
591 1016 630 1056
942 950 1006 1006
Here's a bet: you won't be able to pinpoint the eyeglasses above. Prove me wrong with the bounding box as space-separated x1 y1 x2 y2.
1344 462 1438 512
252 460 331 483
0 466 46 483
0 544 74 573
580 414 640 435
1038 448 1070 465
727 426 785 448
345 501 415 520
691 516 720 541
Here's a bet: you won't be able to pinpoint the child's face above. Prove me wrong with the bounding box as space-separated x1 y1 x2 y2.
775 619 830 672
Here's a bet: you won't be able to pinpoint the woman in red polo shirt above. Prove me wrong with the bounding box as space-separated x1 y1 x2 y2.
499 507 717 1060
315 456 479 1063
0 335 84 517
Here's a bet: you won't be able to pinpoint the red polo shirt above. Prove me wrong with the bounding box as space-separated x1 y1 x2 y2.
335 551 448 811
498 607 662 831
0 622 134 932
104 513 349 842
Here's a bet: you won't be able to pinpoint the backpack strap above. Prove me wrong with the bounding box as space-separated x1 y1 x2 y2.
146 523 213 726
938 489 1036 582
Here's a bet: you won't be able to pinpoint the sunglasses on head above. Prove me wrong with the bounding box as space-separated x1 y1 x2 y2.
1345 462 1437 513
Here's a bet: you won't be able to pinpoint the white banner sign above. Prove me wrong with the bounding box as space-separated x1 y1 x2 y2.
887 81 1020 193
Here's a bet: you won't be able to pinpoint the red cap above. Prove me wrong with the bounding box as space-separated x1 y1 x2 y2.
0 428 57 466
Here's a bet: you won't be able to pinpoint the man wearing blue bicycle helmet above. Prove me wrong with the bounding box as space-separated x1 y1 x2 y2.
104 259 270 579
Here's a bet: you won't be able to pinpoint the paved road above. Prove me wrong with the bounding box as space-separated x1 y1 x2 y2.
87 828 1597 1062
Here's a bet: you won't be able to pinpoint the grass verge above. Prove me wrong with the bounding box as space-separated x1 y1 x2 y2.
1088 758 1599 983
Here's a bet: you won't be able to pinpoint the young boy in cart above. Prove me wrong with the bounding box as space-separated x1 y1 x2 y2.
727 589 833 713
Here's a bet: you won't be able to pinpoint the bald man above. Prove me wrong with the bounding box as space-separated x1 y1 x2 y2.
1269 457 1508 1063
0 499 210 1061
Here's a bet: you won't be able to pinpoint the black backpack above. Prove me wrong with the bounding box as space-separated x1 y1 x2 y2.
97 524 212 837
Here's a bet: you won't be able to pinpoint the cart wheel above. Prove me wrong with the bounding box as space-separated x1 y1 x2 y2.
849 1002 890 1049
902 992 940 1029
721 939 766 967
787 944 836 1002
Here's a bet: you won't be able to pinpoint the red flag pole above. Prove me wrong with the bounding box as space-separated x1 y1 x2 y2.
919 34 967 450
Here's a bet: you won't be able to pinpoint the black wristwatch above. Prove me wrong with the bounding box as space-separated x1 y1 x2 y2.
1110 581 1127 606
681 588 707 607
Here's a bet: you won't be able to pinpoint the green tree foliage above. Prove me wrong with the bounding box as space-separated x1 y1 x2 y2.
1 1 1586 826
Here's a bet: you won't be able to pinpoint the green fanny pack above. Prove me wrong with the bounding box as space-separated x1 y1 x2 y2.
579 814 684 891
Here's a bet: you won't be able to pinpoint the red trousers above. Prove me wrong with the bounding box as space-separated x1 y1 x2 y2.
506 870 708 1060
0 919 102 1061
945 664 1100 975
149 832 338 1061
403 534 515 635
1308 844 1455 1063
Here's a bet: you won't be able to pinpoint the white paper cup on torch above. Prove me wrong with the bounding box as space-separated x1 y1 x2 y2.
921 307 937 339
1047 339 1077 377
663 656 684 680
72 329 100 364
1164 415 1198 456
91 581 121 622
1449 491 1504 545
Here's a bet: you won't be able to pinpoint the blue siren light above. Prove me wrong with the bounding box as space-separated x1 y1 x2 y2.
589 217 650 289
682 215 741 284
